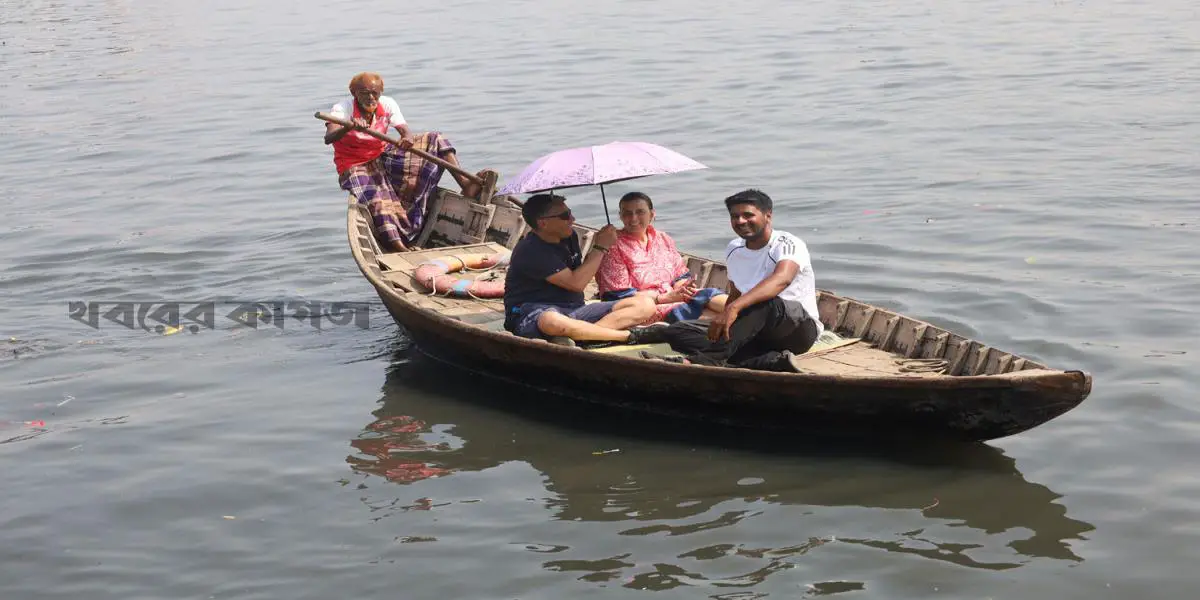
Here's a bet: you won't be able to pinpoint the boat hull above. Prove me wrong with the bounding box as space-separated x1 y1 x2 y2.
375 290 1090 442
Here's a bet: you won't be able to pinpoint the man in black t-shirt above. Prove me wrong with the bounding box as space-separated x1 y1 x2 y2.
504 194 664 345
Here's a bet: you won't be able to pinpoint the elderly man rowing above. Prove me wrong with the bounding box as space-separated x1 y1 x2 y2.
323 72 479 251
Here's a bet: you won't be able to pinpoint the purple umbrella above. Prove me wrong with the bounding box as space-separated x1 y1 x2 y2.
499 141 707 223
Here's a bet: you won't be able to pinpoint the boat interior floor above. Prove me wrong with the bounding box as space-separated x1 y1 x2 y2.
374 245 950 378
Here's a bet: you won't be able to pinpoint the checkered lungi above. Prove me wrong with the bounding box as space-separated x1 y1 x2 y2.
338 132 455 247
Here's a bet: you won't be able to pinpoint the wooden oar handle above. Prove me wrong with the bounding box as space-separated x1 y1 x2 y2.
314 111 482 185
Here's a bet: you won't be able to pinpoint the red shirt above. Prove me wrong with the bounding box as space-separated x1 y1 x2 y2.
596 226 690 323
330 96 404 173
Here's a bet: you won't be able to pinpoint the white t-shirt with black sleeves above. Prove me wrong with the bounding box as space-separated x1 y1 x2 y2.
724 229 822 332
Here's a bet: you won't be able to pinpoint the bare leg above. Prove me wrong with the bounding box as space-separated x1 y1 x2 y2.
706 293 729 314
594 295 656 330
537 296 656 342
538 312 631 342
441 151 480 198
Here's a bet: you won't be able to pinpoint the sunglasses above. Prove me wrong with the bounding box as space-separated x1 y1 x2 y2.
539 209 573 221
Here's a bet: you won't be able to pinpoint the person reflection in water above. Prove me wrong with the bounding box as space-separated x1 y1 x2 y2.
351 353 1096 569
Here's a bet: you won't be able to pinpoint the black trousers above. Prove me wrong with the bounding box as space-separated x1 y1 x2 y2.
661 297 819 372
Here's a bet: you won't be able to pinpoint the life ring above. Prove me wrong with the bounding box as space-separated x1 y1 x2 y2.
413 253 509 298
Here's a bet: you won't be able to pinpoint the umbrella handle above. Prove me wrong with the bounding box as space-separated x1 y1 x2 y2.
601 184 612 225
315 112 483 186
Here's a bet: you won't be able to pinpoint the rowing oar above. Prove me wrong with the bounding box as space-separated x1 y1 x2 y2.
315 111 481 183
313 111 520 207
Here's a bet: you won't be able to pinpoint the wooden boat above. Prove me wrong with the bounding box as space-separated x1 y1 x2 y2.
345 188 1091 442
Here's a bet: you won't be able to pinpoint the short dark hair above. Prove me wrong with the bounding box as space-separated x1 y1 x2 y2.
522 193 566 229
724 189 772 213
619 191 653 211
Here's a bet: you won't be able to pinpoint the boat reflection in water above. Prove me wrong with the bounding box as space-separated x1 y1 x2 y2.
348 349 1094 587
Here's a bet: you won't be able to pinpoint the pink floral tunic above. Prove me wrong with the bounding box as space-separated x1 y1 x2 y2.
596 226 688 323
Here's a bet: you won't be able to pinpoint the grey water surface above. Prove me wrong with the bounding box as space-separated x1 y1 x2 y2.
2 1 1198 598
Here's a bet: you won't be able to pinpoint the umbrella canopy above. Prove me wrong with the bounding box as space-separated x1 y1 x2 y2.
499 141 707 195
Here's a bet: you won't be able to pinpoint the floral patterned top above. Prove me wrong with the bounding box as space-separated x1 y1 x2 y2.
596 226 689 323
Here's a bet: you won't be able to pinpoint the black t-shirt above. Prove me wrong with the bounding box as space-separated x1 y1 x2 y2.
503 232 585 330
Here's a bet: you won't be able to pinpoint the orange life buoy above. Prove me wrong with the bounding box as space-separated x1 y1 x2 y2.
413 253 508 299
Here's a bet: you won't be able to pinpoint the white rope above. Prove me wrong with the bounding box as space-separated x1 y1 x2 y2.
417 255 507 303
894 358 949 374
466 289 504 303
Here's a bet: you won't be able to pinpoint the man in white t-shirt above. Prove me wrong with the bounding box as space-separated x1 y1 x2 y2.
655 189 822 372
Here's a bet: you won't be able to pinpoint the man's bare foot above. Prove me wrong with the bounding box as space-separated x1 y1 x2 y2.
463 169 499 200
461 181 481 198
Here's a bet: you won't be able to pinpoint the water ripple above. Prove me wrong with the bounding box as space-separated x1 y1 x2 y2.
3 0 1200 598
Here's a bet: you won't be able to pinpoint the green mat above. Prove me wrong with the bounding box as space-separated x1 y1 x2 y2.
587 341 681 358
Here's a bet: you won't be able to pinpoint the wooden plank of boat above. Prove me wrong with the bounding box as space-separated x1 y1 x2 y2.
346 189 1092 441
